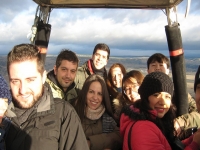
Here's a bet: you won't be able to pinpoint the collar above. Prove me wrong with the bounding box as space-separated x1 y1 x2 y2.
6 83 54 119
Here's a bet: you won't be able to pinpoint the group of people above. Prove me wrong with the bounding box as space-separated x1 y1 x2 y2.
0 43 200 150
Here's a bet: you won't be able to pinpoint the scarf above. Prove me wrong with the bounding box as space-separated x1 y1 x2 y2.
85 104 105 120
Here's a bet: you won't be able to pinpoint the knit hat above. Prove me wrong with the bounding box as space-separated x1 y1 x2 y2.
138 72 173 100
194 78 200 93
0 75 12 104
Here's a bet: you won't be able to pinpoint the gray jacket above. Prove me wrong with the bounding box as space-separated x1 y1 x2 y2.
5 83 89 150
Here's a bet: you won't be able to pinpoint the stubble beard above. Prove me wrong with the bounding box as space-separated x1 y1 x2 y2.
12 87 43 109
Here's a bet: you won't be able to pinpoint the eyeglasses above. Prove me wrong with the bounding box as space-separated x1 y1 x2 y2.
124 84 139 95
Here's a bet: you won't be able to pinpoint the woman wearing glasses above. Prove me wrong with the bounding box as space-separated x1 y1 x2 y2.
113 70 144 125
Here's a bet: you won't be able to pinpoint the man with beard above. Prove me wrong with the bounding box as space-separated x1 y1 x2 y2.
5 44 89 150
74 43 110 91
46 49 79 104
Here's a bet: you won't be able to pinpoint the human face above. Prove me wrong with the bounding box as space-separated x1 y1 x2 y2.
195 84 200 112
9 60 46 109
148 92 171 118
54 60 77 92
86 81 103 110
0 98 8 118
148 61 169 75
92 50 108 69
124 78 140 102
111 67 123 88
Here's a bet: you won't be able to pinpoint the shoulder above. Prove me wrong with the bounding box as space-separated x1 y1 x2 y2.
131 120 166 140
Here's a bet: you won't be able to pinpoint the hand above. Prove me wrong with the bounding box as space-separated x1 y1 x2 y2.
174 120 181 136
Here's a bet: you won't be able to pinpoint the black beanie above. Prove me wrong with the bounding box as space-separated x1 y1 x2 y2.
138 72 173 100
194 78 200 93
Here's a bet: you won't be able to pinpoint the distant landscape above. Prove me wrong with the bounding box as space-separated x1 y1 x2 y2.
1 55 199 97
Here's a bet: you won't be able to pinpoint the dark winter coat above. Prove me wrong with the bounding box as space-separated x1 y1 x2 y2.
5 83 89 150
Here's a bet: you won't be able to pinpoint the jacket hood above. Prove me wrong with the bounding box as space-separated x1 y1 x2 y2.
120 104 157 138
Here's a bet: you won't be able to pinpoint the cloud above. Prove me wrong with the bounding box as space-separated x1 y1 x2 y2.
0 0 199 56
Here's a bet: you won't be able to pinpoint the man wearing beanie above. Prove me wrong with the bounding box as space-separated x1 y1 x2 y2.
120 72 200 150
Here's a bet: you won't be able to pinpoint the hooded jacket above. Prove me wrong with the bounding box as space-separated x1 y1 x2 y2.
5 83 89 150
74 59 107 91
120 105 199 150
46 70 79 104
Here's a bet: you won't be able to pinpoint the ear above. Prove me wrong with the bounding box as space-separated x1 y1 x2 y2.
53 65 57 75
91 54 95 61
104 59 108 66
42 70 47 84
147 69 150 74
166 68 170 75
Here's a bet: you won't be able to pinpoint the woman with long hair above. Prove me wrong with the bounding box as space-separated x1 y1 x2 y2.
106 63 126 100
75 74 122 150
120 72 200 150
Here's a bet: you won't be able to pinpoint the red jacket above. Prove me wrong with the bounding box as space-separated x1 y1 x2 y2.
120 105 199 150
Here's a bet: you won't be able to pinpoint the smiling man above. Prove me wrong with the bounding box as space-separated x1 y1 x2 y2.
74 43 110 91
46 49 79 104
5 44 89 150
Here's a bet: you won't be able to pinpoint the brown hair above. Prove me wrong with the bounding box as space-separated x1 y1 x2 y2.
147 53 170 69
92 43 110 60
122 70 144 103
55 49 79 68
106 63 126 98
75 74 113 122
7 44 44 75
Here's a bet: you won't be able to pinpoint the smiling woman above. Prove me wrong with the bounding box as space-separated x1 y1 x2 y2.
120 72 200 150
74 74 122 150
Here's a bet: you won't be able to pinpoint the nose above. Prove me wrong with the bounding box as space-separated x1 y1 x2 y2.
65 70 70 77
113 75 117 81
19 81 27 94
155 64 160 71
158 95 166 105
116 75 120 81
93 93 98 100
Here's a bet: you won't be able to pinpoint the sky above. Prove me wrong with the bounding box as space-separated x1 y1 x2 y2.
0 0 200 57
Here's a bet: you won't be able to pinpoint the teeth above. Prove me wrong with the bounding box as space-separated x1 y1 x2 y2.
91 101 97 104
21 94 30 98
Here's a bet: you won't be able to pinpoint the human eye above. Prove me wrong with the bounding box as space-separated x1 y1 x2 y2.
98 92 102 96
153 93 160 97
102 56 106 60
27 78 35 83
11 79 19 85
165 94 171 99
71 70 76 74
95 53 100 57
88 90 94 94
